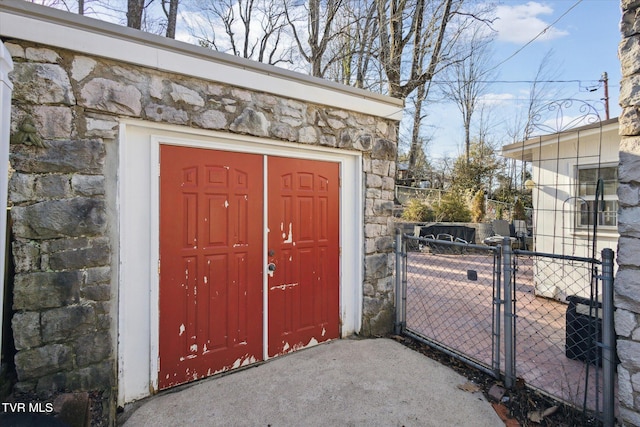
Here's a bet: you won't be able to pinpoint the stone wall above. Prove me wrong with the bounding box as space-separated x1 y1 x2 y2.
3 37 398 398
618 1 640 425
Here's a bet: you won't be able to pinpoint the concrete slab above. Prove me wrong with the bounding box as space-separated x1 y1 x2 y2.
121 338 503 426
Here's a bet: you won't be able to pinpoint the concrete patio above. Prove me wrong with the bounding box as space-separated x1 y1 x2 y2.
119 338 503 427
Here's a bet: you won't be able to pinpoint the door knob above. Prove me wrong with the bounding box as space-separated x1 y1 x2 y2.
267 263 276 271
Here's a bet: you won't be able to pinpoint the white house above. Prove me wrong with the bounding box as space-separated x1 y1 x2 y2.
501 117 619 300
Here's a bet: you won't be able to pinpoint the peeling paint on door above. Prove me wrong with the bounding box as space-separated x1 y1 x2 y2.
269 283 299 291
267 157 340 358
159 146 264 390
277 337 321 357
160 148 340 391
283 223 293 243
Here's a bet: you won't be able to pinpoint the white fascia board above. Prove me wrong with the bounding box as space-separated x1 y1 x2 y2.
502 119 620 160
0 1 403 121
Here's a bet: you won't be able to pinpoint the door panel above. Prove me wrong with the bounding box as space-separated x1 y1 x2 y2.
159 146 263 389
267 157 340 357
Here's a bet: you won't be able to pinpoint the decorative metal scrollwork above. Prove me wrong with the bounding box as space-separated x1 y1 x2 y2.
525 99 602 138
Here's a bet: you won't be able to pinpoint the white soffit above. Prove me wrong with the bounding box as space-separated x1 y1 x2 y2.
0 0 403 121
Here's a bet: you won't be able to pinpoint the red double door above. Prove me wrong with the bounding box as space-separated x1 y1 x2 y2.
158 146 340 389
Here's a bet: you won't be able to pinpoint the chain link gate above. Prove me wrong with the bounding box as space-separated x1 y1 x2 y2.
395 230 616 426
395 232 502 378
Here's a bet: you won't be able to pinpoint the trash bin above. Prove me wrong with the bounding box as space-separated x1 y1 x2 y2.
565 295 602 365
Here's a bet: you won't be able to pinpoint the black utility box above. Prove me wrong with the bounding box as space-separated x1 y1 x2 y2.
565 295 602 365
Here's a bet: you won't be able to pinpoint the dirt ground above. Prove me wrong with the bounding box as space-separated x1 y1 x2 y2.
395 334 602 427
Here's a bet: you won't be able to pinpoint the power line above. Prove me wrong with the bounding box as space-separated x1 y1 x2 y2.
485 0 585 76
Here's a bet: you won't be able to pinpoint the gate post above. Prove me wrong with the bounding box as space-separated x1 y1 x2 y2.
493 244 502 377
394 228 404 334
502 237 516 389
601 248 615 427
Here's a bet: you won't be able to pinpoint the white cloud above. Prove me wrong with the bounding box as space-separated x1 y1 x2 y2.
479 92 516 107
494 1 569 44
175 10 206 45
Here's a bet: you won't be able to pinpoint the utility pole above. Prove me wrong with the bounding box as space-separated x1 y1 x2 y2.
601 72 610 120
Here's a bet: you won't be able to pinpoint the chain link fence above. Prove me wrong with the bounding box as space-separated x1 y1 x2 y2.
394 186 444 205
396 232 616 425
512 252 608 413
401 236 501 376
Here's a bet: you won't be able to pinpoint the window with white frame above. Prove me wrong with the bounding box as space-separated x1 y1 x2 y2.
577 165 618 228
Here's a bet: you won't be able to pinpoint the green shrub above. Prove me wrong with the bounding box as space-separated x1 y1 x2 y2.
471 189 485 223
513 198 526 220
433 191 471 222
401 199 435 222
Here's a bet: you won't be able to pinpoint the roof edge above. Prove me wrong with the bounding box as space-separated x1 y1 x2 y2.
501 117 619 160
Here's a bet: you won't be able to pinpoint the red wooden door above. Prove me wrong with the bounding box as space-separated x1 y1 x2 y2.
267 156 340 357
159 145 264 389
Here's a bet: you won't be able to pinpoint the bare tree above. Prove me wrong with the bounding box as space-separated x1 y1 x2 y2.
321 0 380 87
352 0 378 89
162 0 179 38
440 24 495 163
375 0 460 99
522 50 562 140
284 0 347 78
188 0 292 65
125 0 170 34
375 0 493 182
128 0 146 29
504 49 563 188
407 81 432 178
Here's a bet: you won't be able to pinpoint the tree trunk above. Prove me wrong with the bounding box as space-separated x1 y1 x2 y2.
127 0 145 29
164 0 179 39
408 83 426 180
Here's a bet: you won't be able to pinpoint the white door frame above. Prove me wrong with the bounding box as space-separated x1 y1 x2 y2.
117 120 363 405
0 42 14 362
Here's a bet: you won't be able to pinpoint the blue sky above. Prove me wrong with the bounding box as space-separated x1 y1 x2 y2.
425 0 623 159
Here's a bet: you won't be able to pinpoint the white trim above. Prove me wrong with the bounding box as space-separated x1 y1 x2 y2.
118 120 363 405
0 0 403 121
0 42 14 361
262 156 269 362
574 163 619 230
148 140 161 393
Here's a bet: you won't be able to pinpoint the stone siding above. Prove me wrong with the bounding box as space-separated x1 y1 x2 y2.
4 38 398 397
619 1 640 425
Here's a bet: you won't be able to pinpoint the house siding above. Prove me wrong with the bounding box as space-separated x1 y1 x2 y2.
3 36 398 410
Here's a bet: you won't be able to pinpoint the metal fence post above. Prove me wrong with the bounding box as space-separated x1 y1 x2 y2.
601 248 615 427
503 237 516 389
493 246 502 377
401 236 407 331
395 228 403 334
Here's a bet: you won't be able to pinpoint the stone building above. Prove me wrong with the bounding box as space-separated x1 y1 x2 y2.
0 0 402 420
617 1 640 425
